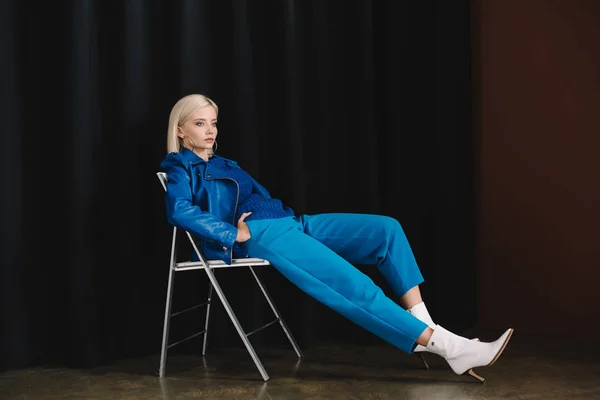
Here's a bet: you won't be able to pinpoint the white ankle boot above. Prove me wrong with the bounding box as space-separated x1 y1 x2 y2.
408 302 435 328
426 325 514 382
407 302 435 353
408 303 479 354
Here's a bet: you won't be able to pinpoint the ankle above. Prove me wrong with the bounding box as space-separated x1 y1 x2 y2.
416 327 434 347
407 301 424 311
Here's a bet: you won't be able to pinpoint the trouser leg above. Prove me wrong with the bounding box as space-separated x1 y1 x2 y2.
299 213 424 298
246 216 427 353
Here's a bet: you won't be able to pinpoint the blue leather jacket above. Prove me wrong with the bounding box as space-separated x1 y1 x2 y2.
159 148 272 264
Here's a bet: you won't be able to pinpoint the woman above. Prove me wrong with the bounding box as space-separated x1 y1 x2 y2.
159 94 513 382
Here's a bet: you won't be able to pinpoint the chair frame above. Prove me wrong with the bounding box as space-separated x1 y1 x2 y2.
156 172 302 381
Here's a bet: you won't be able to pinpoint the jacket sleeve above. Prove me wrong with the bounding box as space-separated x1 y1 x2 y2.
163 162 238 249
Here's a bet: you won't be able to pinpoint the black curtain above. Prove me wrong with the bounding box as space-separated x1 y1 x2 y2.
0 0 473 371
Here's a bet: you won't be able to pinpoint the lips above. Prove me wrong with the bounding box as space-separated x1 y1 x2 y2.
204 139 214 142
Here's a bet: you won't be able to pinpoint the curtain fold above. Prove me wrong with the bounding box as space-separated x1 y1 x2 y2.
0 0 473 371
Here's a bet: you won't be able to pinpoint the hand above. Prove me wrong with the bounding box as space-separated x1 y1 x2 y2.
235 212 252 243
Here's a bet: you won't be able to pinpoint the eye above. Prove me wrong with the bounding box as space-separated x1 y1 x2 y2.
196 122 204 127
212 122 218 127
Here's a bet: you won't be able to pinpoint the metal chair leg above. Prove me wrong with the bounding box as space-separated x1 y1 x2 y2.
202 282 213 356
204 266 270 381
158 228 178 378
249 267 304 359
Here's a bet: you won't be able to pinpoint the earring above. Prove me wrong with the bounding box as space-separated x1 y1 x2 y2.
212 139 218 153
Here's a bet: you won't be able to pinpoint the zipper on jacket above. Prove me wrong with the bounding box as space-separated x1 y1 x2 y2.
205 175 239 265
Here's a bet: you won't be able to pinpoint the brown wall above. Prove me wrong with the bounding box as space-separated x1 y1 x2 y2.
473 0 600 341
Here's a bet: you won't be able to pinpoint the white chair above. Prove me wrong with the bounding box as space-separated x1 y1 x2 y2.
156 172 303 381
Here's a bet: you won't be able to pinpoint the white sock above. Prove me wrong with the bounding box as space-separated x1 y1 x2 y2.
407 302 435 329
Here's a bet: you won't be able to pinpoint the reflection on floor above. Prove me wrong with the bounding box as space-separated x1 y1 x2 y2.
1 328 599 399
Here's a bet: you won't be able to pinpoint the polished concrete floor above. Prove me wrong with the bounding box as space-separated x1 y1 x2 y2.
1 328 599 399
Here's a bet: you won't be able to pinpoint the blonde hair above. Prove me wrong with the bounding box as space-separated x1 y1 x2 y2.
166 94 219 153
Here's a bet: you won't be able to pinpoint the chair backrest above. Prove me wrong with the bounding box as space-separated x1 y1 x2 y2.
157 172 168 192
157 171 209 264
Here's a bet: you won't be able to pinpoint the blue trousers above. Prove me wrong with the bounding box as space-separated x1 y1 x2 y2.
245 213 428 353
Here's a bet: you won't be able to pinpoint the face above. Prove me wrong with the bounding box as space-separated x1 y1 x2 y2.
177 105 218 155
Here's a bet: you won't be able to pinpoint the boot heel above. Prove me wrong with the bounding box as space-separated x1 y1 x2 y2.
416 338 478 370
417 354 429 369
466 369 486 383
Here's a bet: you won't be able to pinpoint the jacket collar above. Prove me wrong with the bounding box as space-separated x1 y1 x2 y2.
179 148 205 165
179 148 238 166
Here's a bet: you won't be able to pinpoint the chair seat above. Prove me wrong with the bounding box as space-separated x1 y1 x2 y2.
175 258 271 271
